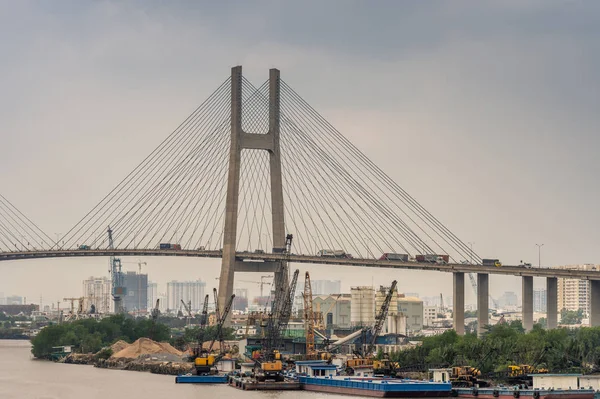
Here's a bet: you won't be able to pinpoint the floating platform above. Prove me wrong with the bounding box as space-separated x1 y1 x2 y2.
229 375 301 391
299 376 452 398
175 374 228 384
455 387 595 399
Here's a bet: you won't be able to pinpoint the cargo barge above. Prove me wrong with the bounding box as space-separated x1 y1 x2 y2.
228 375 301 391
175 374 228 384
300 376 452 398
454 387 595 399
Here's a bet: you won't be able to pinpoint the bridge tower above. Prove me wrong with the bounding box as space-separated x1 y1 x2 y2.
218 66 287 321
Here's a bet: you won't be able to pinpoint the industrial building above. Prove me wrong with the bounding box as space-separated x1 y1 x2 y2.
313 294 351 329
351 286 375 326
123 271 148 313
82 276 112 314
166 279 206 312
423 306 438 327
398 295 423 333
556 264 598 316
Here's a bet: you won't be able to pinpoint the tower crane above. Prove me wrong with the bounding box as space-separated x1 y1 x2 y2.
303 272 316 359
468 274 500 309
180 299 193 328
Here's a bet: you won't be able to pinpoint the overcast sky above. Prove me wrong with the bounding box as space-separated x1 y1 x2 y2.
1 1 599 307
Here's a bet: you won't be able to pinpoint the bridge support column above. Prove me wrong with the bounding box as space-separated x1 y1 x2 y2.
477 273 489 337
218 66 243 324
590 280 600 327
546 277 558 329
522 276 533 331
218 66 286 325
453 272 465 335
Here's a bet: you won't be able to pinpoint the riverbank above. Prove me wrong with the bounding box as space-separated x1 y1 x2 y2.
61 352 194 375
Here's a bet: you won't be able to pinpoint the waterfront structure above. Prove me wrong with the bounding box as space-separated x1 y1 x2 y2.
556 264 598 316
350 286 375 326
534 289 547 313
311 280 341 296
82 276 112 314
122 271 148 313
166 280 206 312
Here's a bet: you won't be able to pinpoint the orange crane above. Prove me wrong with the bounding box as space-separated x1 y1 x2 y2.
303 272 316 358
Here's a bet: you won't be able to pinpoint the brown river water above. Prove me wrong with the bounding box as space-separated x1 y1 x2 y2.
0 340 342 399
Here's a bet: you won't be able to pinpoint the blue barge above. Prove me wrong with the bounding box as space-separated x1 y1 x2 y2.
300 376 452 398
175 374 228 384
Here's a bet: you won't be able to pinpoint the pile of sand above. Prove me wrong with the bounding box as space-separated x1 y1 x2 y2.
110 338 183 359
110 340 130 354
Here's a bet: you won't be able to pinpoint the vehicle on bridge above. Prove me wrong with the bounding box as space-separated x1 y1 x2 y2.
78 245 91 250
416 254 449 264
159 243 181 250
317 249 347 258
379 253 409 261
482 258 502 267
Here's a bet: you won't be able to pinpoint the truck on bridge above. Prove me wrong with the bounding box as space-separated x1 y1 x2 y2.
379 253 409 261
78 245 91 250
317 249 347 258
159 243 182 250
416 254 449 264
482 258 502 267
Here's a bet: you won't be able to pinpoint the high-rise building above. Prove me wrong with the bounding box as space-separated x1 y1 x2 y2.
167 280 206 312
233 288 249 311
556 264 597 316
311 280 341 296
123 271 148 313
5 295 23 305
398 295 423 334
82 276 112 314
148 282 158 310
534 289 547 313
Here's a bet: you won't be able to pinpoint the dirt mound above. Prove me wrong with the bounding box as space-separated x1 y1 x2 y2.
110 338 183 359
110 340 130 354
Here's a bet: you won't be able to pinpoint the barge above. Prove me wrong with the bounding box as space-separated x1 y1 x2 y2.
455 387 595 399
300 376 452 398
175 374 228 384
228 375 301 391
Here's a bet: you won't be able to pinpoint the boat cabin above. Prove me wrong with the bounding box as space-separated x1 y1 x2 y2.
216 359 236 372
430 368 453 382
240 362 255 375
530 374 582 390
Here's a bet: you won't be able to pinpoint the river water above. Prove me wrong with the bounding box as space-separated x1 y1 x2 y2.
0 340 344 399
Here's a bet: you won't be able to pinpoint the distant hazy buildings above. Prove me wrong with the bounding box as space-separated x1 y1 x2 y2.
534 289 547 313
233 288 249 311
148 282 158 309
5 295 23 305
499 291 518 308
313 294 352 329
167 280 206 312
123 271 148 312
311 280 341 296
398 295 423 334
82 276 112 314
555 264 597 315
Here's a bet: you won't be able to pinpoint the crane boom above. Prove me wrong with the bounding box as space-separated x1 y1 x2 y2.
303 271 315 357
208 294 235 353
200 294 209 329
365 280 397 357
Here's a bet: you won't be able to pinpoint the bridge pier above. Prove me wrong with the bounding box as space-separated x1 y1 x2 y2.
590 280 600 327
477 273 489 337
546 277 557 329
522 276 533 331
453 272 465 335
218 66 287 325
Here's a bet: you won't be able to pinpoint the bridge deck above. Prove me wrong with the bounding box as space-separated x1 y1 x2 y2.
0 249 597 280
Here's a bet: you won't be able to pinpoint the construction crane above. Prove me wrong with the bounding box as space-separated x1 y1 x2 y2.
303 272 316 359
365 280 397 357
315 294 341 330
191 294 210 361
181 299 193 328
107 226 125 313
149 299 160 340
255 268 299 382
468 274 500 309
194 292 235 375
440 293 445 313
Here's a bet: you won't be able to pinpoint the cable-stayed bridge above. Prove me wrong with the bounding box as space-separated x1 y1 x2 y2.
2 66 599 333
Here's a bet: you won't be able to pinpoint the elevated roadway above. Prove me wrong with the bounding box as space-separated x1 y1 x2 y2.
0 248 598 280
